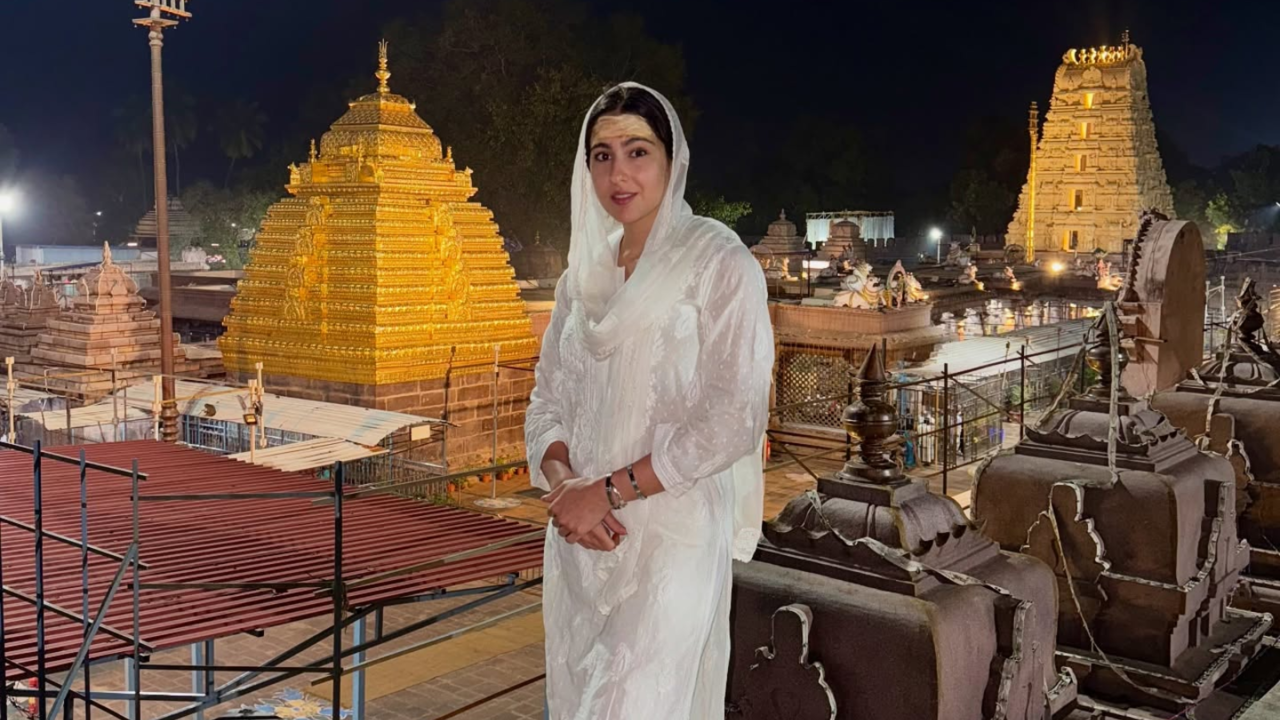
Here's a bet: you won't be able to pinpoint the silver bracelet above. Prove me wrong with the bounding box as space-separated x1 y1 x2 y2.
627 464 646 500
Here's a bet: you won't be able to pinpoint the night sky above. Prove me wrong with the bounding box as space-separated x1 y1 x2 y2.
1 0 1277 237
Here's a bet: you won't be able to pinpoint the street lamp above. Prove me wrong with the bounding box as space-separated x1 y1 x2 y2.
133 0 192 443
929 227 944 264
0 190 20 276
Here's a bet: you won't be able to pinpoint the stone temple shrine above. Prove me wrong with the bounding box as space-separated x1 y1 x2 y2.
1006 33 1174 258
219 43 536 462
730 345 1074 719
26 245 202 400
1151 278 1280 621
972 308 1270 711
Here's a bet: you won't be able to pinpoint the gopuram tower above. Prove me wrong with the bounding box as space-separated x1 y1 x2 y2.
1006 32 1175 260
220 43 537 429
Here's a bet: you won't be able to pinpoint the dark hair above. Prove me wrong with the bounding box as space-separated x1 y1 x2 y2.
583 86 674 162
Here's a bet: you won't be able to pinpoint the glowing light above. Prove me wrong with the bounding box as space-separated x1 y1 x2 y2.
0 191 20 214
928 227 943 242
803 259 830 271
1049 261 1065 274
126 242 139 248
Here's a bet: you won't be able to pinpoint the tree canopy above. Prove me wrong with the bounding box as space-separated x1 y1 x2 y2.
384 0 692 249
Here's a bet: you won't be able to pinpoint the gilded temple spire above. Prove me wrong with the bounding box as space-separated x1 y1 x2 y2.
376 39 391 93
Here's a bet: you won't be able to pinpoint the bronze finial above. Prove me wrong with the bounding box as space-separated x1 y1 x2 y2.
1086 308 1131 401
840 343 902 481
309 139 318 163
376 39 391 93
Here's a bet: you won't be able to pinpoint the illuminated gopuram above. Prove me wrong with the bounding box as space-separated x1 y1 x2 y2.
1006 33 1174 258
220 44 537 462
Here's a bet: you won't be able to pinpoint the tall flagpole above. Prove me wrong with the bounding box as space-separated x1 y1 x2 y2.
133 1 191 442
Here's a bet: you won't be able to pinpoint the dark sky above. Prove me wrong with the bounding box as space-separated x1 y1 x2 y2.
1 0 1277 225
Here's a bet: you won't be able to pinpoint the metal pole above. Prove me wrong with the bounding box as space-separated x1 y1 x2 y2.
0 439 6 720
331 462 345 720
491 344 500 500
191 639 214 720
845 373 853 463
1019 346 1027 441
6 356 13 440
124 658 138 720
352 615 368 720
941 364 949 495
141 11 178 443
35 440 48 720
130 460 142 720
80 450 92 720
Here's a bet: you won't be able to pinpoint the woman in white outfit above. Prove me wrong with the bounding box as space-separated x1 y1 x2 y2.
525 83 774 720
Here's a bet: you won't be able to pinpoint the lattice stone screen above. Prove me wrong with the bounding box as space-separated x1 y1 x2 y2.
776 347 858 430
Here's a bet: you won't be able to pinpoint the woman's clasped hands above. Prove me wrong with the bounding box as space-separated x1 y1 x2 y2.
545 476 628 552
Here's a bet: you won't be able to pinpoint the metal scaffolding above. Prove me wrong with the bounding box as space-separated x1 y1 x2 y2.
0 440 544 720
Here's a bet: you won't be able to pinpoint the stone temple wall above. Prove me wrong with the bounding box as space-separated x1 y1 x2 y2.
1007 41 1175 256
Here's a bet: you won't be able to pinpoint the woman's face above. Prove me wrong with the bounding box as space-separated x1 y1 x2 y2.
588 113 670 228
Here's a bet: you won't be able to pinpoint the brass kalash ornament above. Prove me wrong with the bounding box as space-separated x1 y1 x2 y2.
220 42 536 384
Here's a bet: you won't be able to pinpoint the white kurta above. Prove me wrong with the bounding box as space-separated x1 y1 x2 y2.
526 238 774 720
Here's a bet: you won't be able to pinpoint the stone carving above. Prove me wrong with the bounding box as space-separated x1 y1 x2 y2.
1004 265 1023 291
832 263 883 310
1007 35 1174 255
739 605 838 720
1118 212 1207 395
957 264 985 291
1096 259 1123 291
820 219 866 266
1023 482 1111 628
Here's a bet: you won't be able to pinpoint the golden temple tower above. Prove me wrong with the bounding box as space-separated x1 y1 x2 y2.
1006 33 1175 257
219 42 536 388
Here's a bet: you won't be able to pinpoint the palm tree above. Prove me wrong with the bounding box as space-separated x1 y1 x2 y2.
213 100 267 188
166 90 198 196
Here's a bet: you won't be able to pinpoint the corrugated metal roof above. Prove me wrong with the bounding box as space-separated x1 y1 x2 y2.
16 402 152 430
117 379 437 446
0 440 544 680
910 319 1091 380
229 437 386 472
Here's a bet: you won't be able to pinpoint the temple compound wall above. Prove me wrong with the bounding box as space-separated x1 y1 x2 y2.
1007 36 1174 257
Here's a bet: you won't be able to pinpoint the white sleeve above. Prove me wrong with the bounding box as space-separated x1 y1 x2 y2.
650 246 774 497
524 281 572 491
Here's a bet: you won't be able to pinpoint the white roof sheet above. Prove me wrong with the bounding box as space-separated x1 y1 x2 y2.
18 403 152 430
910 319 1092 380
228 437 385 473
116 379 437 446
